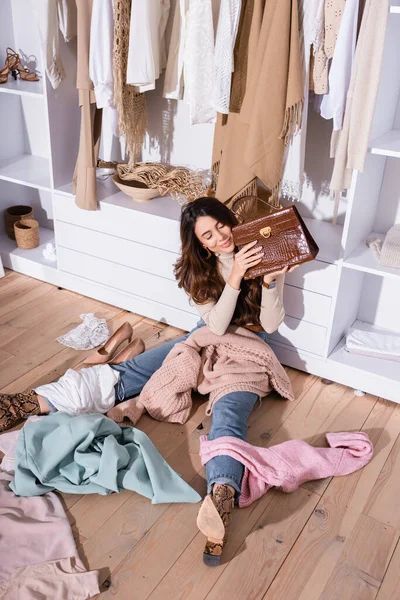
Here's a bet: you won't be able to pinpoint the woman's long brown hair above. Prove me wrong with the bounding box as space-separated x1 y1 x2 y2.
174 197 262 327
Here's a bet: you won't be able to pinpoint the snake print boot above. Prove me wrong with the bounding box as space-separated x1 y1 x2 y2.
0 391 40 432
201 483 235 567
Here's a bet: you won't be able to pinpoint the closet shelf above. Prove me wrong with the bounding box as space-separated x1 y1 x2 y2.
0 154 52 191
389 5 400 13
57 177 183 221
0 78 44 97
0 226 58 279
343 232 400 280
329 321 400 383
370 129 400 158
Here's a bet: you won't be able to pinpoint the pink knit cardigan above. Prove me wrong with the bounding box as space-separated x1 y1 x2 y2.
200 432 374 507
107 326 294 426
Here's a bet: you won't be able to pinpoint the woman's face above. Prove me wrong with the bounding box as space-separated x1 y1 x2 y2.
194 215 235 254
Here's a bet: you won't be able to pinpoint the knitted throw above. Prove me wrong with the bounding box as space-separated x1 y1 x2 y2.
368 225 400 269
107 326 294 426
113 0 146 166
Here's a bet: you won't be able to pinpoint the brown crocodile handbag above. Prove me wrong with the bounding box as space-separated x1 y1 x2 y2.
231 196 319 280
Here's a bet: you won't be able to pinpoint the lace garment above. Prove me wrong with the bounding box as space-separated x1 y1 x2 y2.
56 314 110 351
213 0 242 114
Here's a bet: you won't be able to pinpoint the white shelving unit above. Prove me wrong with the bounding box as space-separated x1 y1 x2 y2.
370 129 400 158
1 1 400 403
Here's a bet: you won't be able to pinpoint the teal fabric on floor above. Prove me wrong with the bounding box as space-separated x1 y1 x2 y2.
10 413 201 504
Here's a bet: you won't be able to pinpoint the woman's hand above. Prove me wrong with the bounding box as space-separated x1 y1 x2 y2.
229 241 264 290
263 264 299 285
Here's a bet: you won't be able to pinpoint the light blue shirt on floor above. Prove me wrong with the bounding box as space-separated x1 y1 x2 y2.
10 412 201 504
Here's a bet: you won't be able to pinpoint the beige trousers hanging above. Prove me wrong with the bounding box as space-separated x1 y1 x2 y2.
73 0 102 211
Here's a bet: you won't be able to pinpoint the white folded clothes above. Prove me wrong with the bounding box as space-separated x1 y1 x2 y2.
345 324 400 362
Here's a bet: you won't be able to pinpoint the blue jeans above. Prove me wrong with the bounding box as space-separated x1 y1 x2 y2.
111 322 267 498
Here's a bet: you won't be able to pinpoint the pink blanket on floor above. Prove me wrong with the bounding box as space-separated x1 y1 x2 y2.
199 432 373 507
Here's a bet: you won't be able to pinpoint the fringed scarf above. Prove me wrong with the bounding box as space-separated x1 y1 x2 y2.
212 0 304 207
113 0 147 166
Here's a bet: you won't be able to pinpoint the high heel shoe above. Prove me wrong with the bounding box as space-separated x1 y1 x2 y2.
197 484 235 567
0 48 19 84
109 338 145 365
84 322 133 365
5 48 39 82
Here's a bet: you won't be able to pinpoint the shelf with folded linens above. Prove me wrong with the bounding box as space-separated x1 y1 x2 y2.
343 232 400 280
329 320 400 383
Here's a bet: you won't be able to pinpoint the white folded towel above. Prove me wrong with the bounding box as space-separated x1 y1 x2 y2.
346 325 400 362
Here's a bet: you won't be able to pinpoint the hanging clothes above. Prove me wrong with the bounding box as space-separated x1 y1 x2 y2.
281 0 325 202
229 0 255 114
73 0 102 211
213 0 242 114
34 0 77 89
320 0 360 131
58 0 78 43
183 0 216 124
329 0 389 199
163 0 189 100
126 0 171 92
113 0 147 165
213 0 304 204
89 0 126 162
313 0 345 95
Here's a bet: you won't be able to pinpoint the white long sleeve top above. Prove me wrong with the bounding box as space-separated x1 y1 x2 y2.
89 0 114 109
126 0 171 92
194 252 285 336
320 0 360 131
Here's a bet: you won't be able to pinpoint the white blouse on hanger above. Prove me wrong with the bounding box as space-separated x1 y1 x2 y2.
163 0 189 100
320 0 360 131
126 0 171 92
89 0 126 162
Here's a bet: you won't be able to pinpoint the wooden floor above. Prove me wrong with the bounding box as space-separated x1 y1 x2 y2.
1 269 400 600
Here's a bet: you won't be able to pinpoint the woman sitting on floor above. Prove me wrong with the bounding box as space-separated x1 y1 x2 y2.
0 197 293 565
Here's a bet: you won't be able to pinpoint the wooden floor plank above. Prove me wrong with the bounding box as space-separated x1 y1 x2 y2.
319 514 398 600
375 538 400 600
364 431 400 530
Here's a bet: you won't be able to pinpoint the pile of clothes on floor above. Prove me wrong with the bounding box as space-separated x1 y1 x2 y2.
0 413 200 599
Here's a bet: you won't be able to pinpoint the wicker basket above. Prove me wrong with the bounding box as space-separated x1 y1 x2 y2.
4 205 34 240
14 219 40 249
112 174 159 202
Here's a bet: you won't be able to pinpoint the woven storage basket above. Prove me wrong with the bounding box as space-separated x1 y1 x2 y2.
5 205 34 240
14 219 40 249
112 174 159 202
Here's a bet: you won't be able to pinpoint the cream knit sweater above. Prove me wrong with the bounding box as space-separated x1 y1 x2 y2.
193 252 285 335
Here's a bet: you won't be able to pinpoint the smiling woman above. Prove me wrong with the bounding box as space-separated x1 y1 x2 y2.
174 197 287 334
